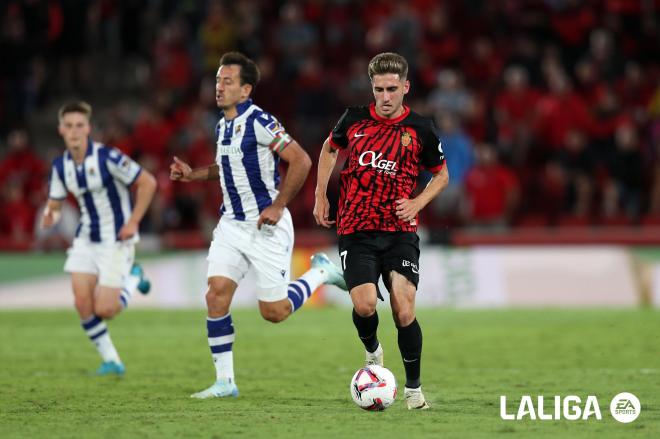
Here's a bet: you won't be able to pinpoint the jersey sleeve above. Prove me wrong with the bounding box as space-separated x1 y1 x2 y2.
254 111 294 154
106 147 142 186
328 108 350 150
420 119 446 173
48 158 67 200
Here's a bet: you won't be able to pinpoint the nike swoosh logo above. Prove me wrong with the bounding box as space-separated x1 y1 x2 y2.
354 133 368 138
403 358 418 363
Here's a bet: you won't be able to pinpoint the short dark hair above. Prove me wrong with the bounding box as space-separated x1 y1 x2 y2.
368 52 408 81
58 101 92 121
219 52 260 89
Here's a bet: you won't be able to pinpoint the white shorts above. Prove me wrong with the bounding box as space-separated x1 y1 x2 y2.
64 238 135 288
207 209 294 302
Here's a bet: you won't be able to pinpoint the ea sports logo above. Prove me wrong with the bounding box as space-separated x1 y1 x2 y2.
610 392 640 423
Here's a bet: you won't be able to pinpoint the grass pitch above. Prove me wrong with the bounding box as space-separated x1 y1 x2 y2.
0 308 658 438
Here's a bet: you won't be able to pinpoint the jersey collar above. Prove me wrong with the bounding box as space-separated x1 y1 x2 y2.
220 98 253 121
369 102 410 124
64 138 94 161
236 98 253 116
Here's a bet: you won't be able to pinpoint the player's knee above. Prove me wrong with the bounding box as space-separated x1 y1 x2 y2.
204 289 218 304
393 309 415 327
94 303 117 320
260 306 288 323
261 310 287 323
263 314 286 323
205 288 229 310
353 301 377 317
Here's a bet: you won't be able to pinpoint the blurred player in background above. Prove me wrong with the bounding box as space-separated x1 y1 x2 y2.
170 52 346 399
314 52 449 410
42 101 157 376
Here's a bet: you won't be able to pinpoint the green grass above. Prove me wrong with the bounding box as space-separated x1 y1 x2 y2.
0 308 658 439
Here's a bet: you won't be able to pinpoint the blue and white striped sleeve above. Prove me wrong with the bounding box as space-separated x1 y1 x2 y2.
105 147 142 186
48 158 67 200
254 111 293 154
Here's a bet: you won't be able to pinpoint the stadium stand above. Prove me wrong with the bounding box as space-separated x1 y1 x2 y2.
1 0 659 249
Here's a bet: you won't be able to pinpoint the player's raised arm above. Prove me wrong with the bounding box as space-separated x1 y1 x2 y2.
313 138 339 228
257 140 312 229
169 156 220 182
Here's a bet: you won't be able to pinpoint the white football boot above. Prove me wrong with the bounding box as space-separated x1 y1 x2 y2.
404 386 430 410
190 378 239 399
365 343 384 367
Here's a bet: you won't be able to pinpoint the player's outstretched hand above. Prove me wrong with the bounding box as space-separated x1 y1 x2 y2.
395 198 421 223
170 156 193 182
313 195 335 228
257 204 284 229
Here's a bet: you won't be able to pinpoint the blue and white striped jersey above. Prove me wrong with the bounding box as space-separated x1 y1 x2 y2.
215 99 293 221
48 140 142 243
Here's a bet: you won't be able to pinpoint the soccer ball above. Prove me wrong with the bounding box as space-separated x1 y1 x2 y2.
350 365 397 411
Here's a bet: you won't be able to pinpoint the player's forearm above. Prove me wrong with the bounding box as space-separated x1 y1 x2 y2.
314 142 338 196
414 166 449 210
272 153 312 208
190 164 220 181
127 171 157 225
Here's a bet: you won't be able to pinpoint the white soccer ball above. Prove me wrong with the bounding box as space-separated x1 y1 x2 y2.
350 365 397 411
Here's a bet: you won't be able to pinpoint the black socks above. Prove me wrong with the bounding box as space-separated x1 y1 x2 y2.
397 318 422 388
353 310 423 388
352 309 380 353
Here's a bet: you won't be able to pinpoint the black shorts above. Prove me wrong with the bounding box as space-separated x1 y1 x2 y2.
337 231 420 295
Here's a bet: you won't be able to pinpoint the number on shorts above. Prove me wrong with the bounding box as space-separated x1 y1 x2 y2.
340 250 348 270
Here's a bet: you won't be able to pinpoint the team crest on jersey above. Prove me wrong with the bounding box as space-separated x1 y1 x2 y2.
401 132 412 147
267 120 283 136
235 124 242 135
88 167 95 176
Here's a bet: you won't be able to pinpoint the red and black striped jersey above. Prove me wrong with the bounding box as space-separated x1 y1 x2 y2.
328 103 445 235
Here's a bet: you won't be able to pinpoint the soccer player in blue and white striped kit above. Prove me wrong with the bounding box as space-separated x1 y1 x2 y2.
170 52 346 398
42 101 157 376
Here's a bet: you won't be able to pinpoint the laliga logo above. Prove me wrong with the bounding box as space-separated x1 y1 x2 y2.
500 392 641 422
500 395 601 421
358 151 397 175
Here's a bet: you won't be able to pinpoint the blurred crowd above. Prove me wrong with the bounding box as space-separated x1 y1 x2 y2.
1 0 660 248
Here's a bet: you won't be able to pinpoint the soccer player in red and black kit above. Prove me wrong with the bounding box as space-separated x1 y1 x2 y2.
314 52 448 410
